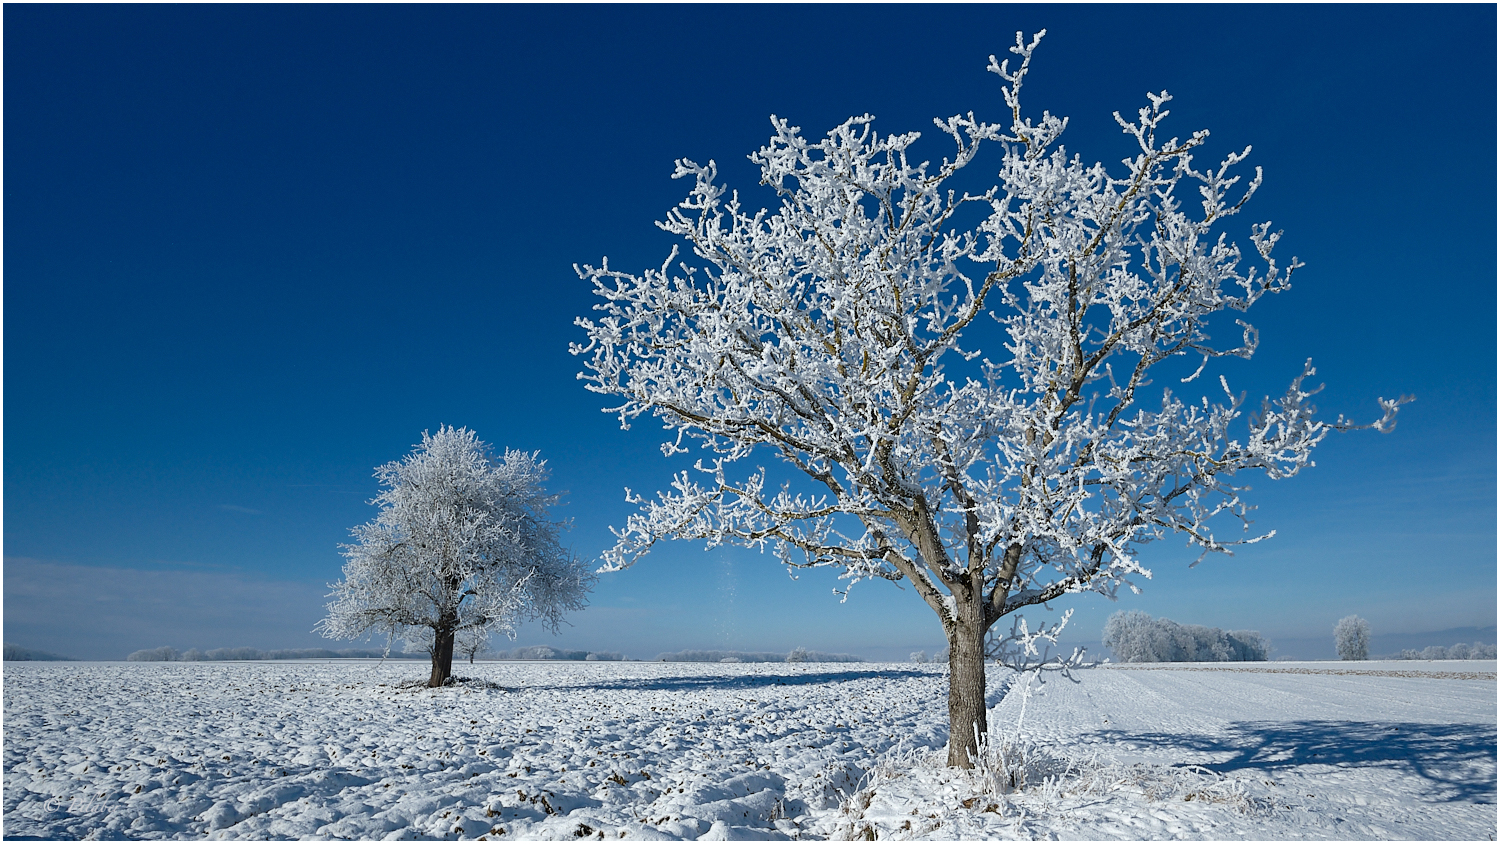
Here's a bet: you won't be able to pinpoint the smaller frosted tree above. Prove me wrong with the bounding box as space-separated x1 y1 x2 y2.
1333 614 1370 661
458 627 490 664
319 427 595 686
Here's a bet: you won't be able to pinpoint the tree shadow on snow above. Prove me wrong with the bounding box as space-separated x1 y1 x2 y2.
1098 720 1497 804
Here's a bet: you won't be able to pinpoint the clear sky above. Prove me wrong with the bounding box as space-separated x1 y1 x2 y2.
5 5 1495 662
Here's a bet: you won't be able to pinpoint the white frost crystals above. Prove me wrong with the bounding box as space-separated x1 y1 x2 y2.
572 30 1409 767
318 426 594 686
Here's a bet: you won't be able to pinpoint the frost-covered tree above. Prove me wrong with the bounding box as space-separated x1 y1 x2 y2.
1334 615 1370 661
573 32 1407 766
458 628 490 664
319 427 594 686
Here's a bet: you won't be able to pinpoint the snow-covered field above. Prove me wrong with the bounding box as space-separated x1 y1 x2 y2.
3 660 1493 840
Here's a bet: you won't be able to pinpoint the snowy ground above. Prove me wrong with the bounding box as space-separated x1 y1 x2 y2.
3 660 1493 840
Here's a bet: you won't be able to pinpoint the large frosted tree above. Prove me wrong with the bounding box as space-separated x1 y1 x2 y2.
1334 614 1370 661
319 427 594 686
573 32 1407 766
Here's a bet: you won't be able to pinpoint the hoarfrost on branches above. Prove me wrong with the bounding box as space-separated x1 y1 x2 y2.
986 609 1086 675
1334 614 1371 661
573 30 1407 765
318 426 594 686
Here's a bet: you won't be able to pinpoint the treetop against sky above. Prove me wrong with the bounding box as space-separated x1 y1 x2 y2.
4 4 1494 661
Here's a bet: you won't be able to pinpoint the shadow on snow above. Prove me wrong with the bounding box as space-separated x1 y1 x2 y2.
1098 720 1497 804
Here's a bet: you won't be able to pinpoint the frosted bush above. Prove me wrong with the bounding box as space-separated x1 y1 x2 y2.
969 726 1073 798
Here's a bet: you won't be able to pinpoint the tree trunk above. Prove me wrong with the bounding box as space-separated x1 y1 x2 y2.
945 583 989 768
428 625 456 687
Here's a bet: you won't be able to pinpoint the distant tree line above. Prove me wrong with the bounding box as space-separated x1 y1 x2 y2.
1392 643 1496 660
654 648 863 663
1102 610 1270 663
3 644 76 661
491 646 626 661
125 646 427 662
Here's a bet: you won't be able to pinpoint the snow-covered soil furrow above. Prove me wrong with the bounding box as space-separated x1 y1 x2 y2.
4 661 953 840
3 660 1494 840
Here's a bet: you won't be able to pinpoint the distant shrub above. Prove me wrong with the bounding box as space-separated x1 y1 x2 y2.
1102 611 1270 663
909 651 930 664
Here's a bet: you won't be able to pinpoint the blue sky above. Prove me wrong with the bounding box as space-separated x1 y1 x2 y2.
5 5 1495 661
